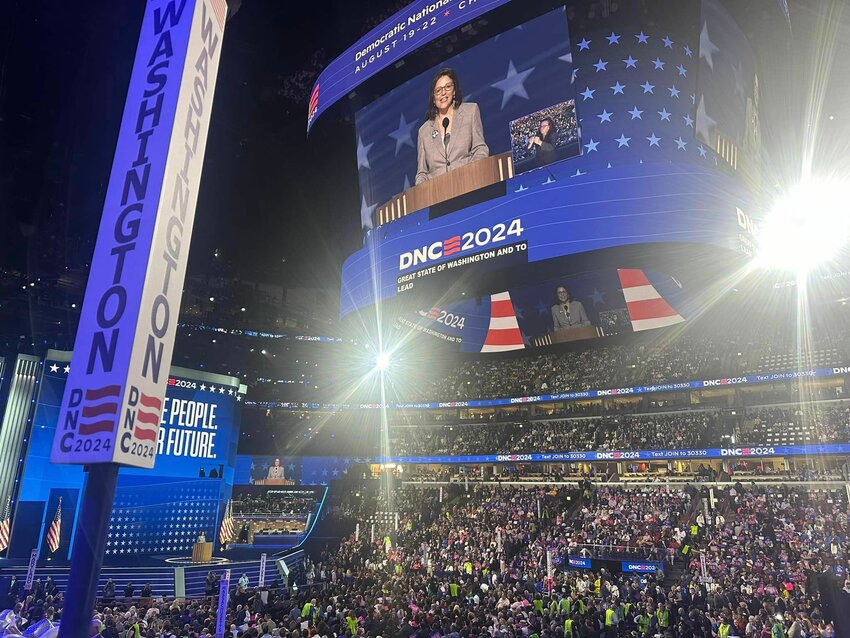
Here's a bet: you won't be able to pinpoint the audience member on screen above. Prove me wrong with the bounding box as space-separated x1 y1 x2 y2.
527 117 558 167
267 457 285 479
415 67 489 184
551 285 590 329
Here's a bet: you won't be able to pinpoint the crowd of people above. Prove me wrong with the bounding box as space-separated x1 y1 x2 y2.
232 492 318 516
391 412 731 458
3 482 847 637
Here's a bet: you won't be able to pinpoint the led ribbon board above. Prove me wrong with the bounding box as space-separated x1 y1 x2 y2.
306 0 513 132
52 0 227 467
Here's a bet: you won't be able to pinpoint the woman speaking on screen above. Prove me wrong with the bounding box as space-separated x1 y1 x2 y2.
415 68 489 184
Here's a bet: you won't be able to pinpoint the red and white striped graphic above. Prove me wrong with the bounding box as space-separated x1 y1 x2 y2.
133 392 162 443
618 269 684 332
480 291 525 353
79 385 121 436
46 499 62 554
0 497 11 552
219 499 236 545
208 0 227 30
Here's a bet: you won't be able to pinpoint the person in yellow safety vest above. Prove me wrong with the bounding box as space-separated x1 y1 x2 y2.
564 617 576 638
594 577 602 595
635 610 651 636
560 596 572 615
656 604 670 629
691 523 699 536
718 620 732 638
464 561 473 574
449 582 459 598
605 607 618 627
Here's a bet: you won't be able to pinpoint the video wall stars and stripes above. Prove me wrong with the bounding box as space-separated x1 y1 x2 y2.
618 268 684 332
0 497 12 553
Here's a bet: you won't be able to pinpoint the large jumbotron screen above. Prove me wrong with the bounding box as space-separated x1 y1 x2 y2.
322 0 763 352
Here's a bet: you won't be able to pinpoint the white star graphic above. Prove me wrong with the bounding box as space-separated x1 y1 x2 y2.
593 59 608 72
388 113 417 156
658 108 671 121
674 137 688 150
641 81 654 94
695 95 717 142
356 136 373 169
49 364 59 373
218 387 225 394
683 114 694 128
700 22 720 71
606 32 620 45
200 384 207 391
669 86 681 98
623 56 637 69
360 196 376 230
63 365 70 374
228 389 234 396
580 87 595 100
236 395 242 402
628 106 644 119
610 82 625 95
491 61 535 108
662 36 674 48
732 61 746 100
636 32 649 44
652 57 665 70
597 110 613 123
615 134 631 148
208 385 217 394
646 133 661 147
698 145 708 157
584 139 599 152
676 64 688 77
577 38 591 51
684 45 693 57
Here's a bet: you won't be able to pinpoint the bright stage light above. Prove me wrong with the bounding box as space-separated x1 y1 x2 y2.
757 179 850 274
375 351 391 371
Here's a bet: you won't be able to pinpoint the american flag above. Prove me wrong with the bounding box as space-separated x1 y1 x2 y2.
46 498 62 554
0 497 11 553
218 499 235 546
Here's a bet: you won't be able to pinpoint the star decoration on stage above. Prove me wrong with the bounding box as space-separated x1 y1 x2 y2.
581 87 595 100
490 60 535 108
636 32 649 44
593 59 608 72
623 56 637 69
578 38 591 51
597 109 613 123
606 32 621 45
674 137 688 150
658 108 671 122
49 364 59 373
628 106 643 120
641 81 654 94
615 134 631 148
63 365 70 374
584 138 599 152
652 57 665 70
610 82 625 95
646 133 661 147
